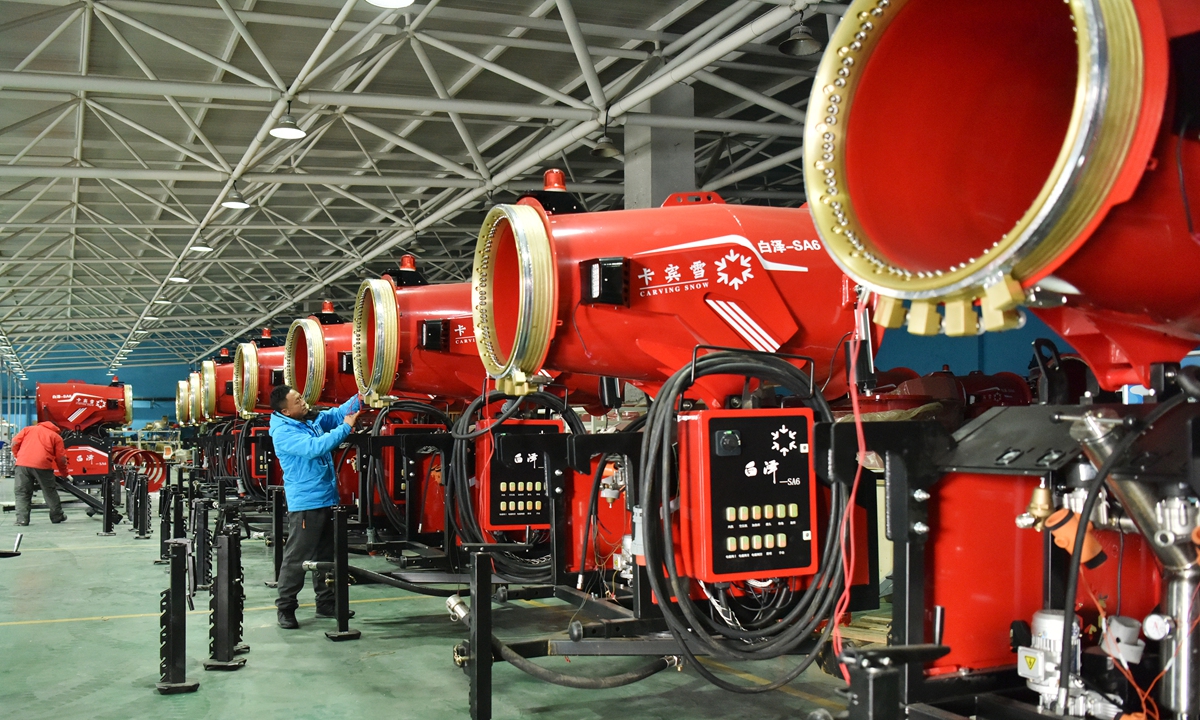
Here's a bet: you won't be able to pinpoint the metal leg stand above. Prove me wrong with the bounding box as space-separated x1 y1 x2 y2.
264 487 284 588
97 474 116 537
204 516 248 670
468 552 494 720
156 539 199 694
155 486 172 564
324 507 360 642
192 500 212 590
134 474 151 540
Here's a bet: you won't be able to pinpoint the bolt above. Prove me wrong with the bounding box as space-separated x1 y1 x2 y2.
912 522 929 535
912 489 930 502
554 469 563 476
555 486 564 495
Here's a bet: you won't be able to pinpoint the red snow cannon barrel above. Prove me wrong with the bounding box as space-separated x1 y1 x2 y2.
200 353 237 421
285 301 360 407
804 0 1200 389
36 381 134 433
233 329 287 417
353 260 488 404
470 172 862 402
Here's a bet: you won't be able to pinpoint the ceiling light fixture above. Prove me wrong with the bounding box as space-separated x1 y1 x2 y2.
143 316 159 321
365 0 415 7
220 187 251 210
189 245 214 253
270 102 307 140
168 276 189 284
591 114 621 159
779 24 822 56
153 299 171 305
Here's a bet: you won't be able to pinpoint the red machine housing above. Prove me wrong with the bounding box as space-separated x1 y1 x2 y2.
923 472 1161 676
36 381 133 433
471 178 865 404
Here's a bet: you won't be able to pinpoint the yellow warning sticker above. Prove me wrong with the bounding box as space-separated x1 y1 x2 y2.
1025 655 1037 670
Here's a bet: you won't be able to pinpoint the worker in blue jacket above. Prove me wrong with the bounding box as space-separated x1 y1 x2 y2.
268 385 361 629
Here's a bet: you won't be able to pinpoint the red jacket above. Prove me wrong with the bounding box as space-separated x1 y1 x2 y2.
12 421 68 474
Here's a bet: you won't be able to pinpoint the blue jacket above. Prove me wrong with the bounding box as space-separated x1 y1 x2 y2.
268 396 360 512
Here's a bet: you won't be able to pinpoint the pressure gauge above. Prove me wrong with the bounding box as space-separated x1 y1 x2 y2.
1143 613 1175 641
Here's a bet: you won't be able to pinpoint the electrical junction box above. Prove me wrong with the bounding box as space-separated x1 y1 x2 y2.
677 408 818 583
476 418 563 532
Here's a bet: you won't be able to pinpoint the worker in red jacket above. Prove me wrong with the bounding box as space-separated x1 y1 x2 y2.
11 421 69 526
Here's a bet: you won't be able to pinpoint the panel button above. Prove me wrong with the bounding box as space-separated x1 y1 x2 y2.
763 505 774 520
500 501 507 512
776 504 786 519
751 506 762 521
726 537 737 552
725 507 737 522
764 534 775 549
518 482 526 492
517 501 526 511
738 506 749 522
788 503 799 518
535 501 543 511
752 535 762 550
535 482 543 492
739 536 750 551
500 482 507 492
776 533 788 548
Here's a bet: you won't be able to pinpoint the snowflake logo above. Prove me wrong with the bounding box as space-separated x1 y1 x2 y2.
771 425 797 456
715 250 753 290
455 324 466 336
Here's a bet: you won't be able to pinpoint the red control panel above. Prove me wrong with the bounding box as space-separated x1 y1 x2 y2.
677 408 819 583
476 419 563 532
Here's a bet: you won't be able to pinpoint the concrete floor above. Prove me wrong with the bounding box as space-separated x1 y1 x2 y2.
1 501 848 720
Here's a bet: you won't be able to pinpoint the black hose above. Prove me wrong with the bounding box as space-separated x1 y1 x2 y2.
639 350 845 692
493 636 672 689
1054 391 1192 712
347 565 468 598
366 400 453 535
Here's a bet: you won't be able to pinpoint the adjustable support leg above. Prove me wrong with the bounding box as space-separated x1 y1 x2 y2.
469 552 494 720
97 474 116 537
156 540 199 694
265 487 284 588
155 486 172 564
204 527 247 671
324 507 360 642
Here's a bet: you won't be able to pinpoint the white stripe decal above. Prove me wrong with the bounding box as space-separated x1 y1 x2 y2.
723 301 781 352
707 300 772 353
643 235 809 273
714 301 776 352
68 408 86 422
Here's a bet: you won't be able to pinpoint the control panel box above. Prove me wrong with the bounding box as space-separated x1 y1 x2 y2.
476 419 562 532
678 408 818 583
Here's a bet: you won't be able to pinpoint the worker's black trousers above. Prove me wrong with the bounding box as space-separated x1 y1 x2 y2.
14 466 66 524
275 507 336 612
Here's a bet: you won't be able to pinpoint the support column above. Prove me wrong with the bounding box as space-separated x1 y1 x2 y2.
623 83 695 209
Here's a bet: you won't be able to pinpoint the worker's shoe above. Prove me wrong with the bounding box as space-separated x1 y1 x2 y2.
14 520 29 526
315 606 354 619
277 609 299 629
50 516 67 524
